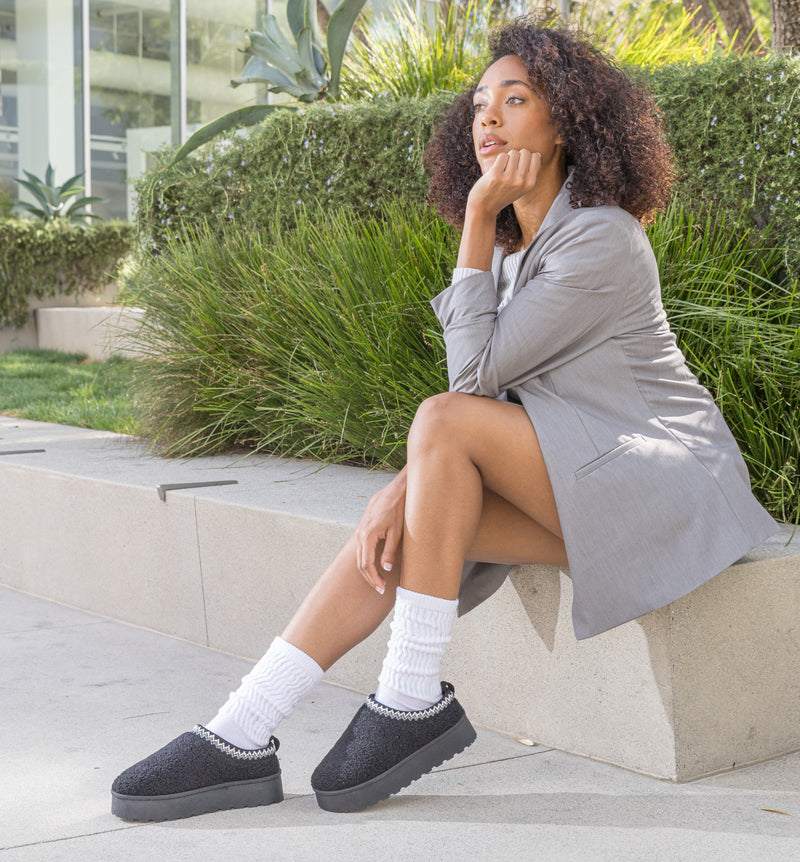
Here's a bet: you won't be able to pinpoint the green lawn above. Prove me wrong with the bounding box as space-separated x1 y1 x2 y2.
0 350 140 435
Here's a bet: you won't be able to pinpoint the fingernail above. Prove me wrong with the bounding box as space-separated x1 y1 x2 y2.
382 562 392 572
375 584 385 596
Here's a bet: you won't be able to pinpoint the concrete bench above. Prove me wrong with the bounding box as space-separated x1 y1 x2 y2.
35 306 145 360
0 284 141 359
1 415 797 781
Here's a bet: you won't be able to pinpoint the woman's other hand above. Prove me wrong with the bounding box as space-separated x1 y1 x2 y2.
355 467 407 595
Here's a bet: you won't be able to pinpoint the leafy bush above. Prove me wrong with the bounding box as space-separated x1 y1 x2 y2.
340 0 492 101
0 220 134 327
134 95 451 252
586 0 736 68
652 206 799 523
126 202 798 523
650 53 800 273
127 201 453 464
134 53 800 278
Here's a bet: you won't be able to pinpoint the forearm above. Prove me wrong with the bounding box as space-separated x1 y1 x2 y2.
455 203 497 271
382 464 408 506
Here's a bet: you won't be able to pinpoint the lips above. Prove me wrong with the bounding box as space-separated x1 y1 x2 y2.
479 134 506 155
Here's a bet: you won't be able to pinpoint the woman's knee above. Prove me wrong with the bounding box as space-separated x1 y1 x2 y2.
408 392 473 454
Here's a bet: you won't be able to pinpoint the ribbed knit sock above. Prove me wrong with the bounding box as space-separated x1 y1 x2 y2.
206 636 323 749
374 586 458 711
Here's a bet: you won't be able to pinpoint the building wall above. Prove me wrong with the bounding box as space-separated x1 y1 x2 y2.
0 0 393 222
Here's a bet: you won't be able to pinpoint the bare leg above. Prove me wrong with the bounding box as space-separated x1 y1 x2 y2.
402 391 564 599
282 392 566 670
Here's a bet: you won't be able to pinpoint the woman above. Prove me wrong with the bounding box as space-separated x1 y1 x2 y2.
111 18 777 821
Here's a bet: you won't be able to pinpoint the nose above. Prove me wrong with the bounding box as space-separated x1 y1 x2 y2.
480 107 499 126
479 98 501 127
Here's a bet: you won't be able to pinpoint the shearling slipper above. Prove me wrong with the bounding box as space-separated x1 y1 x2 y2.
311 681 476 812
111 725 283 821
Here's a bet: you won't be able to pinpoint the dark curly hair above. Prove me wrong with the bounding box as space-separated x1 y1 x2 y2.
425 18 673 252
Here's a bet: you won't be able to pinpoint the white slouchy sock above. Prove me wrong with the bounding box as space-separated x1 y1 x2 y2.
206 636 323 749
375 586 459 711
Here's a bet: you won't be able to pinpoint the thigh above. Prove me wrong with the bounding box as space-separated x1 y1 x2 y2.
468 488 567 566
410 391 562 538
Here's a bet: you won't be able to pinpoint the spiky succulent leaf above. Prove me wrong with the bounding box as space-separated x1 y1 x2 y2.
65 195 105 216
327 0 368 99
286 0 307 40
170 104 291 164
296 27 326 90
15 177 49 207
232 55 298 89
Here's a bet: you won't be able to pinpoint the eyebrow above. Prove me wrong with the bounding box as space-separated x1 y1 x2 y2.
474 79 534 94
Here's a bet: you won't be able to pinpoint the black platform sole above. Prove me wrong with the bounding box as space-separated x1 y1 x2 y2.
111 771 284 822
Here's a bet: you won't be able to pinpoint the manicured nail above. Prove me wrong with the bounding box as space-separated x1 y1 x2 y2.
382 561 392 572
375 584 385 595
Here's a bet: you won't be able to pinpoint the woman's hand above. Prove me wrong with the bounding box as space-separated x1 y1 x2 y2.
355 467 407 595
469 148 542 218
456 149 542 270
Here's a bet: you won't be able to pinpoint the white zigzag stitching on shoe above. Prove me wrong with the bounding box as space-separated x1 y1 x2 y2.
192 725 276 760
365 688 455 721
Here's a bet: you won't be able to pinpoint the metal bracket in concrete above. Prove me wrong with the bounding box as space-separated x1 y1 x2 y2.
156 480 238 502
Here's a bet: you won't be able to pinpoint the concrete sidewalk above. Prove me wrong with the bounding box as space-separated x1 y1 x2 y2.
2 586 799 861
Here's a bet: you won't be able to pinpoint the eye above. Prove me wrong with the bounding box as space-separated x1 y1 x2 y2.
507 95 524 105
472 103 486 114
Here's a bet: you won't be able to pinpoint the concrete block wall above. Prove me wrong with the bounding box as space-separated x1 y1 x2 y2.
0 283 142 359
1 416 797 782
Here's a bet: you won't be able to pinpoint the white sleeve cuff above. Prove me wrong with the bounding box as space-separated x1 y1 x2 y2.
452 266 486 283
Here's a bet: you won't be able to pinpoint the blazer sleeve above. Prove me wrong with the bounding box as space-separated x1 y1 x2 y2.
430 210 637 397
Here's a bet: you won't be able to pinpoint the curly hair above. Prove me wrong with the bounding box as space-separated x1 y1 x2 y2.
425 18 674 252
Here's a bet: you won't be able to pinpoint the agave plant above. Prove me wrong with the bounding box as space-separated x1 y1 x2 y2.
171 0 367 164
14 163 104 227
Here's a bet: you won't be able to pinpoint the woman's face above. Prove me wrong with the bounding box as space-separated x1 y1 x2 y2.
472 55 563 176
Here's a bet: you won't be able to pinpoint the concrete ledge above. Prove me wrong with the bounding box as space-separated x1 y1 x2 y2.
1 415 797 781
35 306 145 359
0 284 123 355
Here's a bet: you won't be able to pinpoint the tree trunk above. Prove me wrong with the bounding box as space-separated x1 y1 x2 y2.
682 0 763 51
714 0 763 50
771 0 800 50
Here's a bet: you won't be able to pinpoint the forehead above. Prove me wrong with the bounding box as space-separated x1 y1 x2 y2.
476 55 531 90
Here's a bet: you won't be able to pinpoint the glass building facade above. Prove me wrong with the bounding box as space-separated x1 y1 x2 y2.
0 0 389 221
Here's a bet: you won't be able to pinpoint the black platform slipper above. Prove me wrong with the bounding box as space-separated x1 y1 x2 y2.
111 725 283 821
311 682 476 813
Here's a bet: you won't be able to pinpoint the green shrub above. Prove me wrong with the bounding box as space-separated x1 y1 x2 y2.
127 201 453 464
134 53 800 278
340 0 492 101
126 201 798 523
650 54 800 272
653 206 799 523
134 95 451 252
0 220 134 327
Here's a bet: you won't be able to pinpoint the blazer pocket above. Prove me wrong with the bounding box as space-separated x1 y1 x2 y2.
575 435 646 480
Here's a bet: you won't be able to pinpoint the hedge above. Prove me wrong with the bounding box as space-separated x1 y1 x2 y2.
135 53 800 276
650 53 800 271
0 220 135 328
135 95 451 252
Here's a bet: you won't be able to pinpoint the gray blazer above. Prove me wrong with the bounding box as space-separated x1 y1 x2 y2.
431 179 778 639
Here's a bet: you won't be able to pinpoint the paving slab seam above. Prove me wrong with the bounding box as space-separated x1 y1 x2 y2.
429 748 555 774
1 825 144 853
